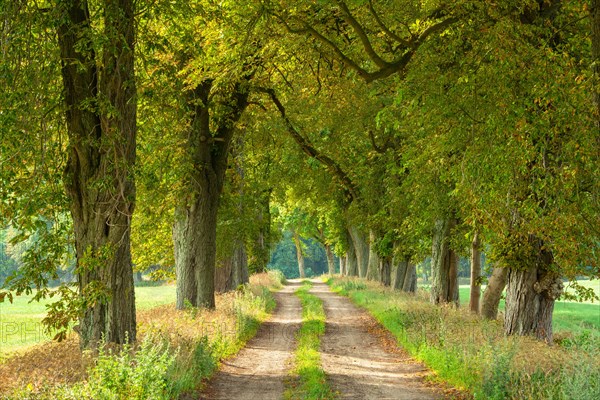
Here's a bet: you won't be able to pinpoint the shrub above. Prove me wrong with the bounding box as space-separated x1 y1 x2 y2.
86 336 174 400
267 269 287 287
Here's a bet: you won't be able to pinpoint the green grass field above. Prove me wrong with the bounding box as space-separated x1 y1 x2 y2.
456 282 600 334
0 285 177 357
1 280 598 359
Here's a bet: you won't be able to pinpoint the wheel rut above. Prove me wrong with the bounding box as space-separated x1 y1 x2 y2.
310 280 443 400
200 281 302 400
202 279 447 400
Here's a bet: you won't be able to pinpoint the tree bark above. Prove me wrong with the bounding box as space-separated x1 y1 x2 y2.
469 232 482 313
379 258 391 286
250 189 272 273
402 262 417 293
481 267 507 320
504 237 563 343
174 80 249 309
346 230 358 276
325 244 336 275
58 0 137 348
366 230 380 281
174 206 197 308
215 240 248 293
430 218 459 305
349 226 368 278
393 257 408 290
393 256 416 293
340 256 346 276
293 232 306 278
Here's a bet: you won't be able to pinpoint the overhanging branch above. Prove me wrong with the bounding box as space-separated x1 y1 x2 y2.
335 0 389 68
274 2 458 83
256 87 359 203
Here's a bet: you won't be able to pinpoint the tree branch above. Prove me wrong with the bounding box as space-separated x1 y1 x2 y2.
335 0 389 68
276 13 371 81
367 0 409 46
274 6 458 84
256 87 358 203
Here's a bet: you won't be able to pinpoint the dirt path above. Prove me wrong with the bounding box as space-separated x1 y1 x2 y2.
311 280 444 400
201 281 302 400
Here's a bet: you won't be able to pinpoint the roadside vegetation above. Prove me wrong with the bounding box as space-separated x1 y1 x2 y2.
285 281 335 400
328 276 600 400
0 271 285 399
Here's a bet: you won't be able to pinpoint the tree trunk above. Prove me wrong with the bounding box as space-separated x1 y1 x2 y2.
481 267 507 320
469 232 482 313
393 257 408 290
346 230 359 276
504 237 563 343
325 244 336 275
379 258 391 286
250 189 272 273
215 257 234 294
592 0 600 131
402 262 417 293
193 183 220 307
349 226 368 278
340 256 346 276
215 240 248 293
58 0 137 348
174 206 197 308
430 218 459 305
293 232 306 278
366 230 380 281
393 256 416 293
174 80 249 310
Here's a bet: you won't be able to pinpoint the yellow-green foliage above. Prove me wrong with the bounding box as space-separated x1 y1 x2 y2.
329 277 600 400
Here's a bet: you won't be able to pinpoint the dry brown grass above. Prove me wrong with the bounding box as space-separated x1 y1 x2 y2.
0 273 278 397
0 335 89 395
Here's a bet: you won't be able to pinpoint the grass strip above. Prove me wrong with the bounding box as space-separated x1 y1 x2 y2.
285 281 336 400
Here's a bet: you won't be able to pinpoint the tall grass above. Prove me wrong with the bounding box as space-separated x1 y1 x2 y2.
285 281 335 400
2 273 279 399
329 277 600 400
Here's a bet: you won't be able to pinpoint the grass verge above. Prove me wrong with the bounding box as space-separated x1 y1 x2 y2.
328 276 600 400
285 281 336 400
1 272 285 399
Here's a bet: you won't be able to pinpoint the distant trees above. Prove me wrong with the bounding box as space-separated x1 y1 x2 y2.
269 231 331 279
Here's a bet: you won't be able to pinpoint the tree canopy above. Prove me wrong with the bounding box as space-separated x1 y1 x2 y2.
1 0 598 346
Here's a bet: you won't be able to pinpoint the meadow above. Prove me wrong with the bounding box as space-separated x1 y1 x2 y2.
0 285 177 357
2 279 598 358
456 285 600 334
